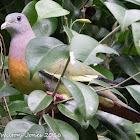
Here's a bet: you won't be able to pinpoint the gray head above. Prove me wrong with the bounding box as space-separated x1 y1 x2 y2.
1 13 32 37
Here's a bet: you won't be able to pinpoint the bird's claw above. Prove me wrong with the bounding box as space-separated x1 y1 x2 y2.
46 91 64 104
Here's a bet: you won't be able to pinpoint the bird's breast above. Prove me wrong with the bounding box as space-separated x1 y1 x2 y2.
8 56 45 94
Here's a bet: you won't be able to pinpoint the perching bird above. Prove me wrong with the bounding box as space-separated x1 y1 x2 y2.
1 13 140 122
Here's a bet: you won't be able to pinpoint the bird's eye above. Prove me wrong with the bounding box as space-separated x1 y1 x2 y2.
17 16 21 22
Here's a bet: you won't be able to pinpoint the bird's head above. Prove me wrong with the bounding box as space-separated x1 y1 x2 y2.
1 13 31 36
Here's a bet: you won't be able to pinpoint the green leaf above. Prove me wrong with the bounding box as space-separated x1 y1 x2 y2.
22 115 40 124
97 111 136 140
0 79 4 89
0 80 19 98
63 26 79 42
71 0 91 8
0 105 5 118
9 93 24 102
32 18 57 37
35 0 70 20
62 0 75 19
25 37 69 77
4 119 45 140
90 79 127 103
122 30 137 55
22 1 38 26
126 85 140 105
70 34 118 65
125 0 140 6
0 55 8 69
21 107 32 115
74 19 91 23
58 100 89 129
8 100 30 116
89 116 99 129
63 26 74 41
114 55 140 83
133 123 140 134
136 136 140 140
81 125 98 140
92 65 114 81
102 0 126 7
84 25 109 40
28 90 53 113
43 114 79 140
62 78 99 121
105 2 140 32
132 22 140 55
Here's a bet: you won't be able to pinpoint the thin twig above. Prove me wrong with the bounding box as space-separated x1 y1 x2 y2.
104 21 118 69
52 56 70 97
3 97 12 121
55 97 73 104
104 54 110 69
0 125 6 128
79 6 86 34
39 110 45 125
64 16 68 27
0 34 6 82
0 34 6 84
99 25 121 44
95 71 140 92
63 16 70 44
0 34 12 121
116 72 140 87
80 0 90 9
0 34 6 65
0 39 5 82
79 22 86 34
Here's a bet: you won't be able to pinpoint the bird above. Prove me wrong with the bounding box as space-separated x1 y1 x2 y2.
1 13 140 122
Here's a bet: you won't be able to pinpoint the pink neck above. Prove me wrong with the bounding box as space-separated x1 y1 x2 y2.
9 30 35 63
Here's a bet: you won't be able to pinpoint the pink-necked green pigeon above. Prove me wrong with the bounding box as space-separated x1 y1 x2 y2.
1 13 140 122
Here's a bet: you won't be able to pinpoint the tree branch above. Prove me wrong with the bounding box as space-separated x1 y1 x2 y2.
99 25 121 44
95 71 140 92
52 56 70 97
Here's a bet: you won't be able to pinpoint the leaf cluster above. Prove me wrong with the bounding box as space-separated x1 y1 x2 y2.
0 0 140 139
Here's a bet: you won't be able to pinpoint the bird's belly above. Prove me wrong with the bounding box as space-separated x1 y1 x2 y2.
8 57 45 94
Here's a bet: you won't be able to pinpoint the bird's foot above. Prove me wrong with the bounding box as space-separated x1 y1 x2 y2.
46 91 64 104
36 92 64 116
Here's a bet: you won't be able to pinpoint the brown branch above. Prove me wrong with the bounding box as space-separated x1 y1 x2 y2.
79 6 86 34
55 97 73 104
52 56 70 97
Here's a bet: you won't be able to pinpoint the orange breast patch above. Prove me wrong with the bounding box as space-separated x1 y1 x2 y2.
8 56 45 94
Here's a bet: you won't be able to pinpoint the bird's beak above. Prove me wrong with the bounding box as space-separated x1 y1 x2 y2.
1 22 11 30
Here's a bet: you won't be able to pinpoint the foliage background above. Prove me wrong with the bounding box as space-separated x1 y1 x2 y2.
0 0 140 140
